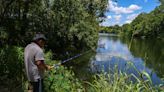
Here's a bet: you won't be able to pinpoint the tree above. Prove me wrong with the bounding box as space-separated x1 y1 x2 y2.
0 0 108 57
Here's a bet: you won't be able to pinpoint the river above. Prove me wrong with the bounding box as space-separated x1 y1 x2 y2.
68 33 164 85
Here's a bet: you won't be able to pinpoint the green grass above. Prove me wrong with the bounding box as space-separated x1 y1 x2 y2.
43 66 164 92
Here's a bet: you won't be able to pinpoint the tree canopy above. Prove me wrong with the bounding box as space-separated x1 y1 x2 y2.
0 0 108 58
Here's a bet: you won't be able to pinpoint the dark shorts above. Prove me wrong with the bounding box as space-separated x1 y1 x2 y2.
29 79 44 92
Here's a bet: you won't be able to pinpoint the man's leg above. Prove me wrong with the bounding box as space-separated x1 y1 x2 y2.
29 79 43 92
41 79 44 92
29 81 39 92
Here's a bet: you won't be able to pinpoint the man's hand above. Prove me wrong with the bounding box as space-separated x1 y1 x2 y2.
46 65 54 70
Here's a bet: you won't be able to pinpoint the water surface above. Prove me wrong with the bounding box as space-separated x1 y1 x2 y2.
70 34 164 85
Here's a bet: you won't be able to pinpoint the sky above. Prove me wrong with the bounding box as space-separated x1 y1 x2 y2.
100 0 160 26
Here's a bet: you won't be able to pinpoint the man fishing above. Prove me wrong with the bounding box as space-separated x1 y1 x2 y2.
24 33 53 92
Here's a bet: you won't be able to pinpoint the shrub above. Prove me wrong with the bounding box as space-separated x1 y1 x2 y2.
0 46 24 91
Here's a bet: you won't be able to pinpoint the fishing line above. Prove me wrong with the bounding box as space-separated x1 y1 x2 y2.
53 50 91 68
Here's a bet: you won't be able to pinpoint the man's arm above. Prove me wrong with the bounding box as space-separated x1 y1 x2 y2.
35 60 53 70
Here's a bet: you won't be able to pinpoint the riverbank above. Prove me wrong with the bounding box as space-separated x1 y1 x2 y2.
37 51 164 91
0 46 163 91
43 51 164 92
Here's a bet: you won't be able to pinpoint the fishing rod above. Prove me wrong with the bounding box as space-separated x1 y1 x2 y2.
48 50 91 89
53 50 91 68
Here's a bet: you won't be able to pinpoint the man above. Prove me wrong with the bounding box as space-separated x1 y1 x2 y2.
24 33 53 92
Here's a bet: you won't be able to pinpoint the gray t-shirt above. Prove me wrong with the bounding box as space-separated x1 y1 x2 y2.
24 42 45 82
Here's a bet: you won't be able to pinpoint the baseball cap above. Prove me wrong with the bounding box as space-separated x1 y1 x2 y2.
33 33 47 41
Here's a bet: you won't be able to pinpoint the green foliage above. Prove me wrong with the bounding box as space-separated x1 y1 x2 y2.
0 46 24 91
123 2 164 38
100 25 122 34
44 66 84 92
0 0 108 57
0 27 8 45
130 10 164 38
44 51 83 91
0 46 23 77
0 27 8 39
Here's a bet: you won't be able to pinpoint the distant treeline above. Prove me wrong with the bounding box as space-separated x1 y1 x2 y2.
101 0 164 39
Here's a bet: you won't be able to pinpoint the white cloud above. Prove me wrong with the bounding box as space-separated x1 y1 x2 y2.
129 5 141 10
125 13 139 23
101 13 139 26
125 20 132 24
100 15 122 26
100 20 111 26
107 15 112 19
108 1 142 14
100 1 144 26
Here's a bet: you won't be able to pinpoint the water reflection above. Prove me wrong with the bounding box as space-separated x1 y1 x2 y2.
90 34 164 85
97 36 133 61
127 38 164 78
